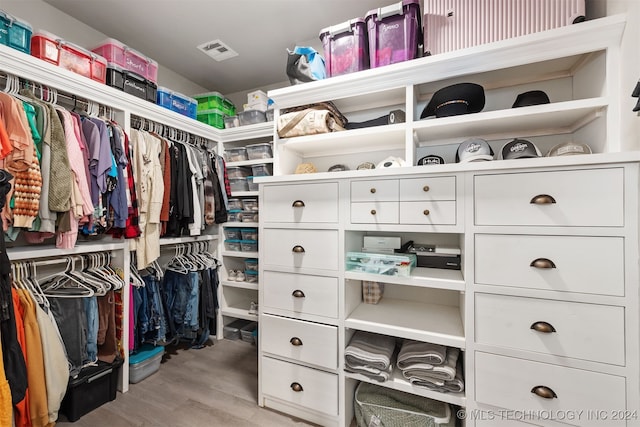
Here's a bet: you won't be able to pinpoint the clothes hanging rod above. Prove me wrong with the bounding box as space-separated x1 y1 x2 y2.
11 252 113 268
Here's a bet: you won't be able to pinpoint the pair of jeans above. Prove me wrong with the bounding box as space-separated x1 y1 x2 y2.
142 274 166 344
49 297 88 377
83 296 98 363
162 270 199 338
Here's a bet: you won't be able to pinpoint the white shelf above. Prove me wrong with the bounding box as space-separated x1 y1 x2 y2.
345 267 464 292
221 280 259 291
279 123 406 158
221 307 258 322
223 222 258 228
344 369 466 407
7 240 127 260
228 158 273 167
159 234 219 246
220 122 273 143
231 191 259 197
345 298 465 349
221 250 259 258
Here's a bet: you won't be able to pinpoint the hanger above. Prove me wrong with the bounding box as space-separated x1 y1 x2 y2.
39 257 95 298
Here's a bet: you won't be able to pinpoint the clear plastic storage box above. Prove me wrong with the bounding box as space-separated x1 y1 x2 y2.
227 167 251 179
244 258 258 271
240 228 258 241
224 239 242 251
229 177 249 192
128 344 164 384
224 228 242 240
365 0 421 68
246 143 273 160
0 10 32 54
251 163 273 177
227 198 244 211
238 109 267 126
224 116 240 129
247 176 258 192
242 198 258 211
346 251 417 277
240 321 258 343
320 17 369 77
91 38 158 83
223 319 252 340
240 240 258 252
225 147 248 162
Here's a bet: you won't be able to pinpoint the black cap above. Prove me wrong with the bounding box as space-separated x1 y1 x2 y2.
417 155 445 165
501 138 542 159
512 90 550 108
456 138 494 163
421 83 485 118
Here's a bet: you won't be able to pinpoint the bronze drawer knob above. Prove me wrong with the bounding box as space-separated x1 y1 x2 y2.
290 337 303 346
423 209 430 216
292 290 306 298
370 188 376 194
531 385 557 399
292 245 305 253
370 209 377 215
530 194 557 204
423 185 430 192
292 200 305 208
530 321 556 333
530 258 556 269
290 382 303 392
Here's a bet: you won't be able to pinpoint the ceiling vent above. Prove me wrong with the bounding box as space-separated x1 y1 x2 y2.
197 39 238 61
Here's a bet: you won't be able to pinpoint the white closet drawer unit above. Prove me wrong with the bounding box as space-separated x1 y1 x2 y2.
350 202 399 224
475 293 625 365
474 168 624 227
261 314 338 370
262 229 339 271
263 271 339 318
351 180 398 202
474 234 624 296
262 356 339 416
262 182 339 223
399 201 456 225
399 176 456 201
475 352 627 427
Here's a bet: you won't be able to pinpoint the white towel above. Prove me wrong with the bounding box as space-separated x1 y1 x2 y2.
397 340 447 369
401 347 459 382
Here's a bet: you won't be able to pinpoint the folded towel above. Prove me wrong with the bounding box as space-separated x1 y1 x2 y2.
401 347 459 382
409 358 465 393
397 340 447 369
344 363 393 382
345 331 396 371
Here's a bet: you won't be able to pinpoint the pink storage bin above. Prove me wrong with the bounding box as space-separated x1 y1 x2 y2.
92 38 158 83
319 18 369 77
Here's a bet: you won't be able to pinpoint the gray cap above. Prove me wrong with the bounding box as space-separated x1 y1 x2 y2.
456 138 494 163
547 142 592 157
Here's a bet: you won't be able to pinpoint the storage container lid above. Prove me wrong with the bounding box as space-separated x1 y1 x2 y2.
193 91 224 99
226 147 247 152
246 142 272 148
245 258 258 264
93 37 126 49
32 29 62 41
157 86 174 94
196 108 225 116
320 17 366 37
240 228 258 232
365 0 420 20
129 344 164 364
244 270 258 275
0 11 32 31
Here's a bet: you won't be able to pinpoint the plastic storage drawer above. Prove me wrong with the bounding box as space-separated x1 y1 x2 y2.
0 10 32 54
365 0 421 68
193 91 236 115
196 108 225 129
240 228 258 241
224 239 242 251
241 321 258 343
129 344 164 384
229 177 249 192
246 143 273 160
223 319 251 340
241 240 258 252
224 227 242 240
31 31 108 83
91 38 158 83
251 163 273 177
227 166 251 179
225 147 248 162
320 17 369 77
60 359 123 422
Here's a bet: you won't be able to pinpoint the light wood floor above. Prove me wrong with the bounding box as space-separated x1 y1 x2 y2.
57 338 318 427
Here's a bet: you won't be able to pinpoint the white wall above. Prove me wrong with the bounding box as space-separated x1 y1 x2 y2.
1 0 207 95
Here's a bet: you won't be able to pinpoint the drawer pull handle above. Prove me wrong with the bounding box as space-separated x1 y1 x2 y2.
290 337 303 346
530 321 556 333
370 188 376 194
423 185 430 192
292 245 305 253
292 290 306 298
531 385 557 399
290 382 304 392
292 200 305 208
530 194 557 205
370 209 377 215
530 258 556 269
423 209 430 216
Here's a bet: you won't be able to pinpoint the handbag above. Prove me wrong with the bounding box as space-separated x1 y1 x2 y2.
277 101 348 138
286 46 327 85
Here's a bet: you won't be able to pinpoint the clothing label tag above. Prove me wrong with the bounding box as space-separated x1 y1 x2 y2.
368 415 382 427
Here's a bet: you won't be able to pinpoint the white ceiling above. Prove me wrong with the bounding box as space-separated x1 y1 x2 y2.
43 0 389 94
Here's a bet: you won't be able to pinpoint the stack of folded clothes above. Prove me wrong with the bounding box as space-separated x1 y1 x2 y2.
344 331 396 382
397 340 464 393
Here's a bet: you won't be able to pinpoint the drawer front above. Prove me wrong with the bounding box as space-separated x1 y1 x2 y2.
262 182 339 223
263 229 339 271
262 356 338 416
399 176 456 201
351 202 399 224
261 314 338 370
399 201 456 225
474 234 624 296
475 293 625 365
351 179 398 202
263 271 338 318
474 168 624 227
475 352 627 427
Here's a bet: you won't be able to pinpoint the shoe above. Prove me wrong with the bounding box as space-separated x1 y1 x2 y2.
228 269 237 281
235 270 246 282
249 301 258 315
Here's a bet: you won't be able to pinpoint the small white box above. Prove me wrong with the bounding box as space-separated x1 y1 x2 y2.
362 236 402 253
245 100 268 112
247 90 268 105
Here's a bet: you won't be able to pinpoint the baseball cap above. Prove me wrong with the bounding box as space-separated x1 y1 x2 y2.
357 162 376 170
456 138 494 163
417 155 445 165
547 142 592 157
501 138 542 160
376 156 405 169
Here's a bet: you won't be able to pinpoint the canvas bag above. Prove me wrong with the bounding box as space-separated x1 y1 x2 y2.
286 46 327 85
277 101 348 138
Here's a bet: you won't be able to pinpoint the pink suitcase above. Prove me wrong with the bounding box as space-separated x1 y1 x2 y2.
423 0 586 56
